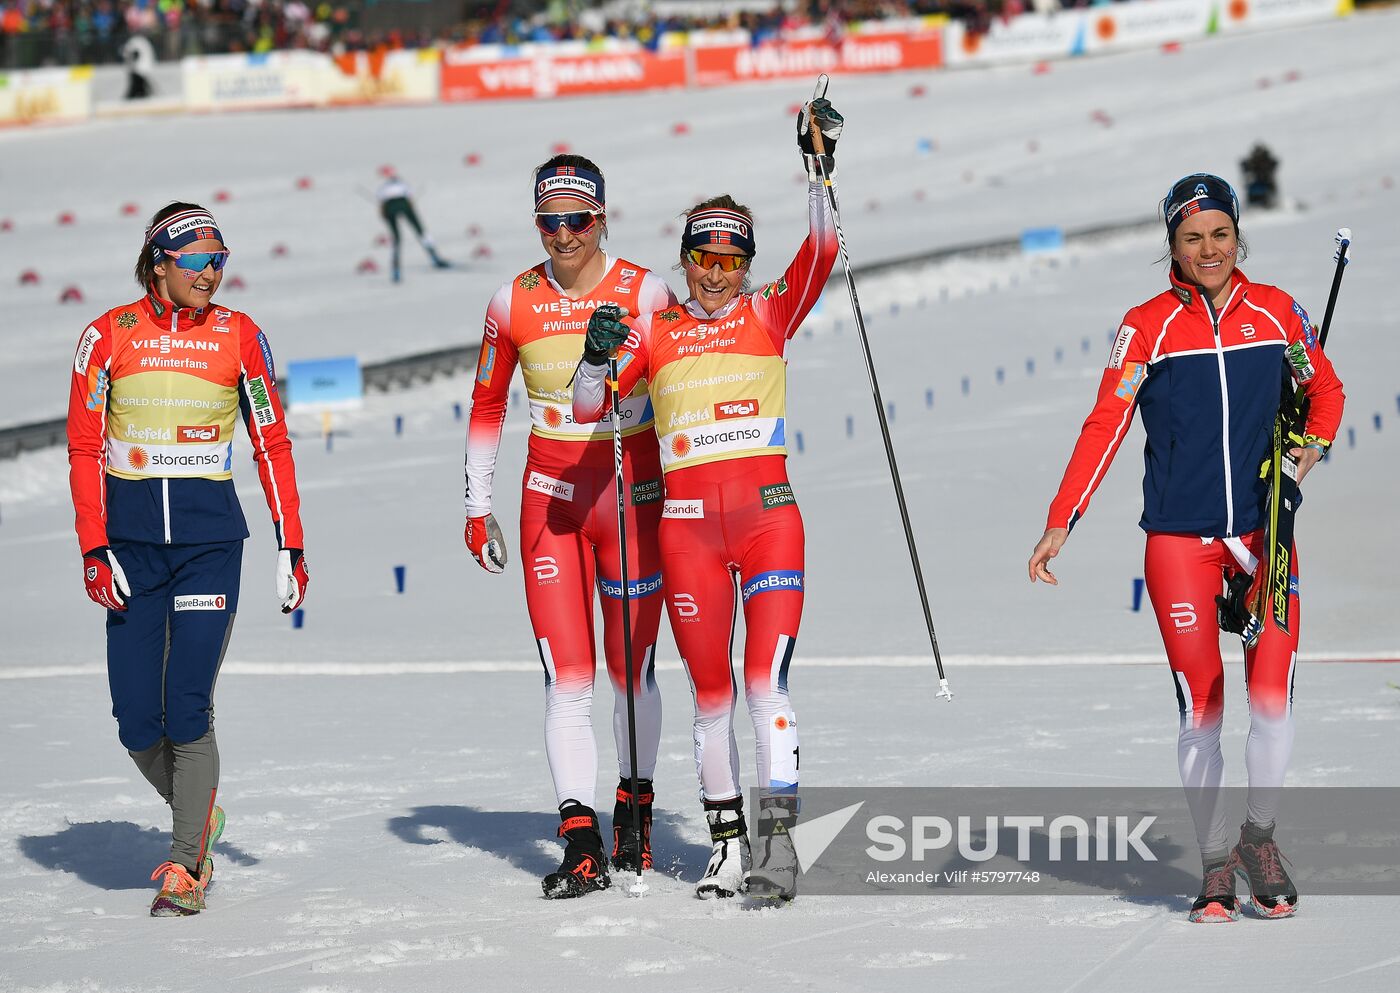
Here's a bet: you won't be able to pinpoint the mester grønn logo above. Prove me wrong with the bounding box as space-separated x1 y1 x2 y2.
748 787 1400 897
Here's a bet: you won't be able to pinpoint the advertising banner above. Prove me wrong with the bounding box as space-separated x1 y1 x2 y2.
326 48 441 106
440 43 686 102
943 13 1085 66
285 356 363 412
1081 0 1215 53
182 51 328 111
0 66 94 126
1215 0 1353 32
690 27 943 86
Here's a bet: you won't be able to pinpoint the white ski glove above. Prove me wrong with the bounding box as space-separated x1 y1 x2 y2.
276 548 309 613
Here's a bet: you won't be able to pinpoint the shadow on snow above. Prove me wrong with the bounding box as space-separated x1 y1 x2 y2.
18 820 259 890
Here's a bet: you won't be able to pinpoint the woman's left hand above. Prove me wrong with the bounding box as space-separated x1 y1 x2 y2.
1290 445 1326 485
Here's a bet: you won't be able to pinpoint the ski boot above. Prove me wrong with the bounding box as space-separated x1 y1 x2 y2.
696 796 750 899
542 803 611 899
1188 851 1241 923
746 794 799 902
1232 820 1298 918
611 778 653 873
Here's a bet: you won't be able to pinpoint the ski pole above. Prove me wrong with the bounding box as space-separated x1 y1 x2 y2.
806 75 953 703
1316 227 1351 350
608 353 648 896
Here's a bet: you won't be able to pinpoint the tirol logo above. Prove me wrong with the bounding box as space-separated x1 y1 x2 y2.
760 483 796 510
714 399 758 421
127 447 150 471
670 433 692 459
631 479 663 505
741 569 804 602
178 425 220 443
174 594 226 611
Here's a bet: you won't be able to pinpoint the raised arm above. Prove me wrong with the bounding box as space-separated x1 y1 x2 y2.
751 179 838 351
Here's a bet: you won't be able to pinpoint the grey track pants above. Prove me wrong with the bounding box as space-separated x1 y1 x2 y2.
128 730 220 872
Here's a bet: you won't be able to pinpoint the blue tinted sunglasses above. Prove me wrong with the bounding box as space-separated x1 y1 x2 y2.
161 248 232 273
534 211 600 236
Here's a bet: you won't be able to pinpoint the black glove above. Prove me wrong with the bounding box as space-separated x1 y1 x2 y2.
1215 570 1256 639
583 305 630 365
796 98 843 180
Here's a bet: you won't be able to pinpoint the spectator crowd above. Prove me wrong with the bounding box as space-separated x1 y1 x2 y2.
2 0 1126 71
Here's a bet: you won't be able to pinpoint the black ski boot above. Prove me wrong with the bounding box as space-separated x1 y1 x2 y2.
1188 852 1241 922
1232 820 1298 918
542 803 611 899
746 794 799 902
611 778 654 873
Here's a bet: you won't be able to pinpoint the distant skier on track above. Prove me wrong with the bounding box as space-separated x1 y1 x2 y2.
1027 173 1344 923
377 169 451 282
462 155 677 899
66 203 309 917
573 97 842 902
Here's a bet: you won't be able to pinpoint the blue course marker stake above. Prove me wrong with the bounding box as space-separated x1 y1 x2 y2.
453 402 463 420
1131 577 1146 613
292 608 305 629
1374 413 1382 432
996 367 1005 384
325 431 333 453
1026 358 1035 376
394 565 406 594
1055 347 1064 363
394 414 403 436
925 388 934 409
795 430 804 453
846 415 854 438
961 376 970 396
1348 427 1356 448
887 401 895 421
1082 337 1091 353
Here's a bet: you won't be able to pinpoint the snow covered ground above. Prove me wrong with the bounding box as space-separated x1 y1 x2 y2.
3 9 1400 992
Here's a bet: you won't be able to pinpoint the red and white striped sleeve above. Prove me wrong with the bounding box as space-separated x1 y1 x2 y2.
1045 312 1151 532
464 283 518 518
239 317 304 549
67 316 113 555
751 180 838 353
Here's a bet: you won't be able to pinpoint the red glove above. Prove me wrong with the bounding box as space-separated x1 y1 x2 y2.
277 548 309 613
464 514 507 574
83 546 130 611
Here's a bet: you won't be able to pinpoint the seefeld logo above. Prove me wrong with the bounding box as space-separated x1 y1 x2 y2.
174 594 226 611
125 425 171 442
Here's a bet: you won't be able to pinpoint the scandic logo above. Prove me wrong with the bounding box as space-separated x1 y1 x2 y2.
526 472 575 502
662 499 704 520
178 425 220 443
714 399 758 420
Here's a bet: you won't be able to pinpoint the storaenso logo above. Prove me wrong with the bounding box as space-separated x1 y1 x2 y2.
151 452 223 468
694 427 762 448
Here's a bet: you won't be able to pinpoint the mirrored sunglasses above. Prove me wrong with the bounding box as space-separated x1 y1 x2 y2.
534 211 600 236
685 249 751 273
162 249 232 273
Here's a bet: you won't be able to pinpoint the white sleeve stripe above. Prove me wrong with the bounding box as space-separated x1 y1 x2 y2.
1240 298 1289 339
241 361 286 531
1068 398 1135 527
1149 305 1185 361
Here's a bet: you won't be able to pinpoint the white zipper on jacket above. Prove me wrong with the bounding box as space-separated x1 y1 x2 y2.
1203 284 1241 539
163 307 179 544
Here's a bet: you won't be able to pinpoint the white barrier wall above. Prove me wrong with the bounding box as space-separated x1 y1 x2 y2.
0 66 94 126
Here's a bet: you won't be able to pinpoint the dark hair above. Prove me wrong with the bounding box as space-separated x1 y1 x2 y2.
135 201 209 289
532 154 608 237
677 195 756 290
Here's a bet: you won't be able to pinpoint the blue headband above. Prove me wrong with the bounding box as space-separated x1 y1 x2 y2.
1163 174 1239 238
534 166 605 212
147 209 224 262
682 207 755 255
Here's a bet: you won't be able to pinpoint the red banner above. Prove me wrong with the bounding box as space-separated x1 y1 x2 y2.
441 47 686 102
691 30 943 87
